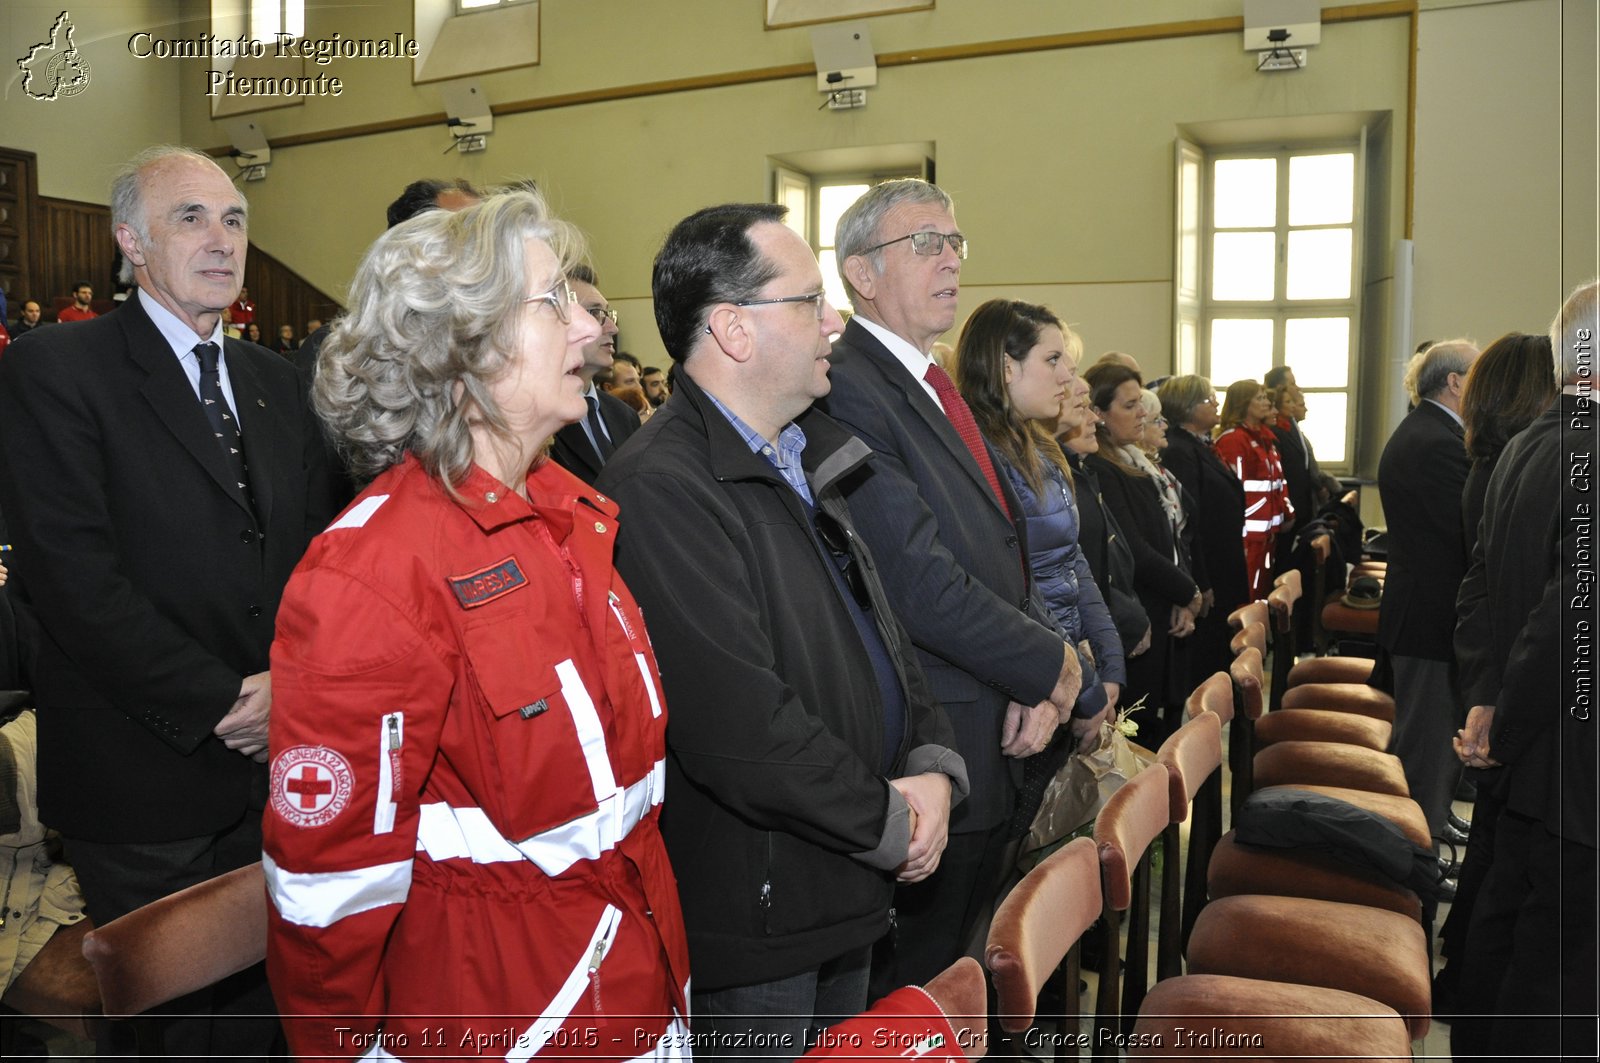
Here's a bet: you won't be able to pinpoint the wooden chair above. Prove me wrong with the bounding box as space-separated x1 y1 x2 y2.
1130 974 1413 1060
985 836 1101 1056
1154 709 1223 962
1091 764 1173 1058
1286 654 1376 687
1225 600 1268 635
80 862 267 1056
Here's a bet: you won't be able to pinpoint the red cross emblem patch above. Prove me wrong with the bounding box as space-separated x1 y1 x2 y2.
270 746 355 829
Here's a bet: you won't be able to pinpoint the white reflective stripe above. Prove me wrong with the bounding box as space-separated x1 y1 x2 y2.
635 652 663 719
356 1044 402 1062
1243 499 1266 516
414 760 666 876
263 851 412 929
327 494 390 530
1242 479 1275 491
556 659 618 802
1244 519 1274 532
375 712 403 836
506 904 623 1063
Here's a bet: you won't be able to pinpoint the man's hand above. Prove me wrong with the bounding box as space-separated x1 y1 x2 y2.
215 671 271 762
1001 699 1060 758
1454 704 1500 768
890 773 952 883
1069 705 1110 754
1169 604 1196 639
1047 642 1083 722
1102 682 1120 711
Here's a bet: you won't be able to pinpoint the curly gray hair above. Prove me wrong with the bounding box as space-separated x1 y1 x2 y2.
314 190 585 488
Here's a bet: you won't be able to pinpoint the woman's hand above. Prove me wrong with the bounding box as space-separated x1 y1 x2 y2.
1169 604 1196 639
1130 624 1153 657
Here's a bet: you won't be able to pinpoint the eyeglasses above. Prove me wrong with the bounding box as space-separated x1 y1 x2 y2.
586 305 619 326
860 231 968 260
524 278 577 323
734 291 828 321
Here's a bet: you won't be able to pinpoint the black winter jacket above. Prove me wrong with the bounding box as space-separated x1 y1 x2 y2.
598 374 967 990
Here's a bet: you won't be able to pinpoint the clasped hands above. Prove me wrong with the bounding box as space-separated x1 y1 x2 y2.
1001 642 1109 760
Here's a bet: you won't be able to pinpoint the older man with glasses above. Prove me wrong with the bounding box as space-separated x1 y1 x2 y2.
549 263 642 483
818 178 1093 995
597 202 967 1059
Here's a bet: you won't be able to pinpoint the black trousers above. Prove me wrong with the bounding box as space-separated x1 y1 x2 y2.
65 810 282 1061
868 825 1011 999
1450 809 1598 1062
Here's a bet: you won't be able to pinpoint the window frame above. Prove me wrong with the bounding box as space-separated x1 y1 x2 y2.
1186 136 1367 471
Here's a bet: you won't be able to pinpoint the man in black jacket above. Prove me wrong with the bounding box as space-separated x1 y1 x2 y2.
1452 280 1597 1061
1376 339 1478 838
598 203 966 1058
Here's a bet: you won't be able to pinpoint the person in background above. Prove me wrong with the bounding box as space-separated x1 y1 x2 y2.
953 299 1119 841
10 301 43 339
227 286 255 331
1431 331 1557 1015
604 350 644 396
548 266 641 483
1376 340 1479 844
1061 374 1149 663
1213 379 1292 600
1083 361 1200 746
641 365 670 406
244 321 263 345
1452 283 1597 1061
56 282 96 322
274 323 297 355
265 190 690 1059
1157 375 1247 686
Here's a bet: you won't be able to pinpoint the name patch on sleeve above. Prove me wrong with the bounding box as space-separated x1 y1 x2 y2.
448 556 528 609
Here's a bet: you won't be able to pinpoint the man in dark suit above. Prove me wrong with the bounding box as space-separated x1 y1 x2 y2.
549 266 641 483
1376 339 1478 840
0 145 332 1058
818 178 1090 991
1452 280 1596 1061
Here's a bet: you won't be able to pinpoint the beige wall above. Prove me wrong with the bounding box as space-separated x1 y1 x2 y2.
1 0 183 202
159 4 1410 406
10 1 1590 477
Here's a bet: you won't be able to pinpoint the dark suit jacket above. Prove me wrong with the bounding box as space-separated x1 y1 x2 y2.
817 319 1064 832
1162 427 1249 614
550 389 642 485
1376 400 1471 661
1455 395 1594 847
0 296 334 842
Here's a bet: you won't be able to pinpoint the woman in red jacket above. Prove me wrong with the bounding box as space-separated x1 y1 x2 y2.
264 191 690 1061
1213 379 1294 599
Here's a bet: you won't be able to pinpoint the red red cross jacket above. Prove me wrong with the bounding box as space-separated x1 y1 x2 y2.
264 455 690 1061
1213 422 1294 600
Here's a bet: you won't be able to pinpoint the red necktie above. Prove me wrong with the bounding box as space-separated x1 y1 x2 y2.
924 362 1013 523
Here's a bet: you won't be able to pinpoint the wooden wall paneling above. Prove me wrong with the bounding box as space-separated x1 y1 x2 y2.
240 245 343 352
0 148 39 327
36 197 116 318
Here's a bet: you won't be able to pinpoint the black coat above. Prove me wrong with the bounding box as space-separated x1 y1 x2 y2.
1162 427 1249 614
1068 453 1148 651
598 373 964 989
1377 400 1471 661
0 296 334 841
1455 395 1595 847
550 389 641 484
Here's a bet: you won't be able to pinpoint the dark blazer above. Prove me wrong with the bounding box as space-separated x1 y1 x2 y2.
1376 400 1471 661
1162 427 1249 614
550 389 642 484
0 296 333 842
1455 395 1594 847
1068 453 1149 651
818 319 1065 832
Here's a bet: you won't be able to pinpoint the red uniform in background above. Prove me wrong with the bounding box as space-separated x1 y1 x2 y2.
1213 422 1293 599
265 454 689 1061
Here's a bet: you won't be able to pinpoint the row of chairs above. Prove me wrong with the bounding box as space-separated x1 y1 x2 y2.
973 566 1431 1061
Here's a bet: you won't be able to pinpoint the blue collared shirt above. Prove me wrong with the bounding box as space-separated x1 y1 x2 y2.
702 388 813 505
